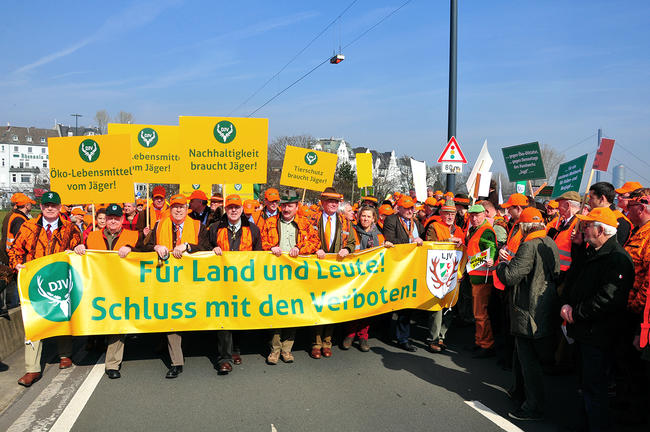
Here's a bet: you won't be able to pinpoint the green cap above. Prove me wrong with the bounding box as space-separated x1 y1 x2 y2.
41 191 61 205
467 204 486 214
106 203 123 217
279 189 300 204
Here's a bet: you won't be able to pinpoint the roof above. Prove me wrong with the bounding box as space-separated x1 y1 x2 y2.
0 126 58 146
56 124 101 137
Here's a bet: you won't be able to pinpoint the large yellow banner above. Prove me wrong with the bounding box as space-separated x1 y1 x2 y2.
280 146 337 191
48 134 134 203
179 116 268 184
356 152 373 188
107 123 181 183
18 243 464 341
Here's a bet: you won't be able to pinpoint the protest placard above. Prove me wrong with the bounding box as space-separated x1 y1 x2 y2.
552 154 588 197
180 116 268 184
502 142 546 181
280 146 337 191
356 153 373 188
107 123 181 183
48 134 134 203
224 183 254 200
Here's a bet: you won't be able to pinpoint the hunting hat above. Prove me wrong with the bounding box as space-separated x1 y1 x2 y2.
210 193 223 203
556 191 582 202
12 193 36 206
361 196 378 204
424 197 437 206
320 187 343 202
152 185 166 198
434 190 443 195
441 199 457 213
518 207 543 223
397 195 415 208
378 204 394 216
169 194 187 206
626 195 650 208
615 181 643 195
243 199 257 215
71 207 85 216
547 200 559 209
454 193 470 207
280 189 300 204
501 193 529 208
225 195 243 207
136 198 146 206
264 188 280 202
467 204 486 214
41 191 61 205
189 190 208 201
576 207 619 228
106 203 123 217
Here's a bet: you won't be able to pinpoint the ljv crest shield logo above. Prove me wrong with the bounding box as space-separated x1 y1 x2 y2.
28 262 83 322
304 152 318 165
213 120 236 144
138 128 158 148
426 249 462 299
78 139 100 163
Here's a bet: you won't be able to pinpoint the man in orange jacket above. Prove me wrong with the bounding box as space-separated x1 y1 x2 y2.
8 191 82 387
260 189 320 365
499 193 529 262
74 204 141 379
253 188 280 232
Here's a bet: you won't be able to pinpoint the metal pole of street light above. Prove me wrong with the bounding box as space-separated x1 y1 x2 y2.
595 128 602 183
446 0 458 193
71 113 82 136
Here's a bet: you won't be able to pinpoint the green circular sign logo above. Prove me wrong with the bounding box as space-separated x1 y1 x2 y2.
234 184 242 191
79 139 100 163
29 262 83 322
213 121 236 144
192 184 201 190
304 151 318 165
138 127 158 148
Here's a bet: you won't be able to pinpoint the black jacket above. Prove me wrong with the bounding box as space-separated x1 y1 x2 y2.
383 214 424 245
561 235 634 349
207 214 263 251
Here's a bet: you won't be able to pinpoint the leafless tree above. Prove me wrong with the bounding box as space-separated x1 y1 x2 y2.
540 143 565 183
268 134 315 161
94 110 110 133
115 111 134 124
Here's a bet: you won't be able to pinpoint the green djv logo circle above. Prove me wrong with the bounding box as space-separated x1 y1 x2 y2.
28 262 83 322
213 120 236 144
78 139 100 163
234 184 242 191
192 184 201 190
304 151 318 165
138 127 158 148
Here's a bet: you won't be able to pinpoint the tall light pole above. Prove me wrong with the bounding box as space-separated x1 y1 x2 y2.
595 128 602 183
446 0 458 193
71 113 83 136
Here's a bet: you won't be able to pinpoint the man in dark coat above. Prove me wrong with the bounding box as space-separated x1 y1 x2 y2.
560 207 634 431
495 207 560 421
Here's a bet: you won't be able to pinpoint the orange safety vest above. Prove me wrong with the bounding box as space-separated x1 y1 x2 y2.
553 217 579 271
215 225 253 251
503 223 523 261
5 211 28 251
466 222 496 276
156 217 201 249
86 229 139 251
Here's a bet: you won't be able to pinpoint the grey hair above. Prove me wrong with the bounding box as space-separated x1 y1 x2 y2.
593 221 617 236
567 200 581 208
520 222 547 236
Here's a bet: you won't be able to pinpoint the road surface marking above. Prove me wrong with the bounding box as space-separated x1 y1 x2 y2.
49 354 105 432
465 400 524 432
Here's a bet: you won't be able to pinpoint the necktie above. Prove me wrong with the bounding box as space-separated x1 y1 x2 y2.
46 224 52 241
325 215 332 251
174 224 181 247
229 224 237 240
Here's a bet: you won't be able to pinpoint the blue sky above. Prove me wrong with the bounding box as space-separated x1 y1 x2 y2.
2 0 649 186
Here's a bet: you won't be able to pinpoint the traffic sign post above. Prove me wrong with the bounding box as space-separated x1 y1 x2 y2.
441 162 463 174
437 136 468 164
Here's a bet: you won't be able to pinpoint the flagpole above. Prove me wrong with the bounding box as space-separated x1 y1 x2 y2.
92 205 96 231
301 188 306 203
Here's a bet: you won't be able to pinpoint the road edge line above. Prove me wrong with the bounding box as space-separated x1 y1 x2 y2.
465 400 524 432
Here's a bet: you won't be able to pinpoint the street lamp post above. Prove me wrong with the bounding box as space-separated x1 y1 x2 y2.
71 113 83 136
446 0 458 193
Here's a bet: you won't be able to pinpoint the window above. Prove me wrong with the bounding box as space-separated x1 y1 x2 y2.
13 146 18 152
1 145 4 151
1 158 4 167
21 174 31 183
42 160 47 168
41 148 46 153
40 137 46 143
12 135 18 142
19 161 24 168
11 174 16 183
28 147 32 153
26 136 32 142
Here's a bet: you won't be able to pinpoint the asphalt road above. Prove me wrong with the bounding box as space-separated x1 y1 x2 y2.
0 322 640 432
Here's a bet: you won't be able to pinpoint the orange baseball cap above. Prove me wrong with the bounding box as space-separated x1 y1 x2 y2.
378 204 394 216
397 196 415 208
627 195 650 208
225 194 243 207
264 188 280 202
71 207 85 216
243 199 256 215
169 194 187 206
424 197 437 206
547 200 559 209
12 193 36 206
189 190 208 201
136 198 146 206
361 196 378 203
444 191 454 198
210 194 223 202
152 185 166 198
576 207 619 228
502 193 529 208
434 190 443 195
615 181 643 195
518 207 543 223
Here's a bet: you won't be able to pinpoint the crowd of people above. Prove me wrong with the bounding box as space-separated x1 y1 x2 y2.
0 180 649 430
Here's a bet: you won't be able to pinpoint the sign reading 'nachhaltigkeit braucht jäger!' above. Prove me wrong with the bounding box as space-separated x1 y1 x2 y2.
179 116 268 184
48 134 135 203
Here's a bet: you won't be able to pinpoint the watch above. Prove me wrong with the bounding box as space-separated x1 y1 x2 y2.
185 242 191 253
